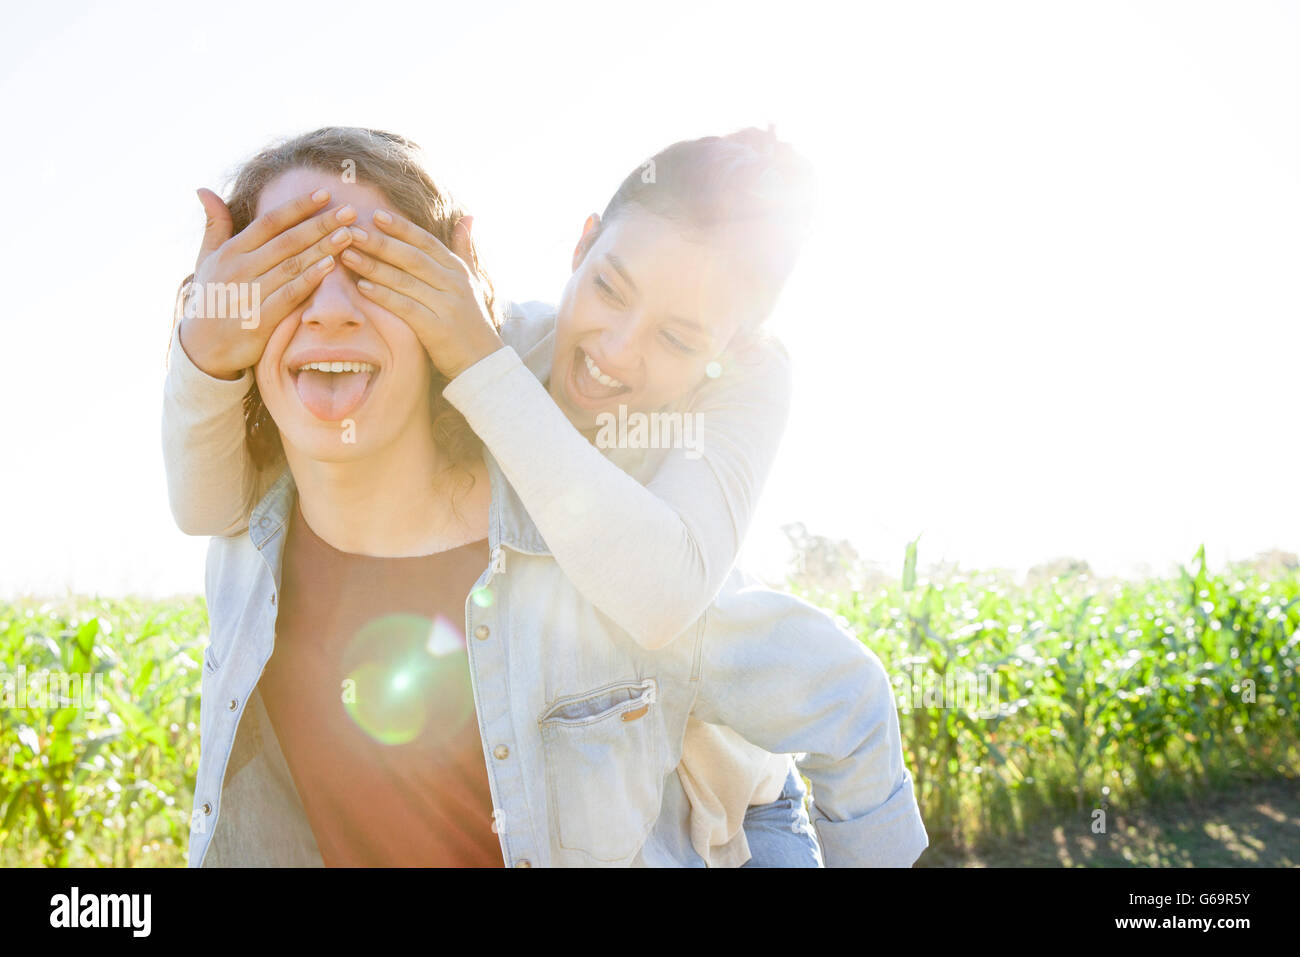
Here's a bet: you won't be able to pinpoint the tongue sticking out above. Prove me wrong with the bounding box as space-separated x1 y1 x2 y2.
294 369 373 421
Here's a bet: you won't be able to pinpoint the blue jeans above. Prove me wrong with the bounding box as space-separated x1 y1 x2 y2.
741 765 824 867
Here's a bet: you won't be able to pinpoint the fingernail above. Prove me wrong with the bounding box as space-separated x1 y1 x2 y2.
312 189 330 203
357 278 373 291
349 227 369 242
334 204 355 222
341 249 361 266
317 255 335 272
373 209 393 225
331 228 350 246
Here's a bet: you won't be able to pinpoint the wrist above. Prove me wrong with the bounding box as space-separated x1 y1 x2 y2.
178 319 243 381
445 330 506 381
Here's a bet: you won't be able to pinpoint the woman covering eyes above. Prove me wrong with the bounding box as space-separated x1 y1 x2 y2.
166 127 926 867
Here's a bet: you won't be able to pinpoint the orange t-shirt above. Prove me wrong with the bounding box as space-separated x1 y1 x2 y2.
258 499 501 866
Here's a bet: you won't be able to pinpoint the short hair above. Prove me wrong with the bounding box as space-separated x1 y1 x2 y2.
600 126 816 330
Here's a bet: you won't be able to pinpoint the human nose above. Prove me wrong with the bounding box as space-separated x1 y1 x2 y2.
596 311 648 376
300 266 366 332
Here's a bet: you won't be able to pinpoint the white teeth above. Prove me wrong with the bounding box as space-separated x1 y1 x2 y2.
583 352 624 389
298 360 375 374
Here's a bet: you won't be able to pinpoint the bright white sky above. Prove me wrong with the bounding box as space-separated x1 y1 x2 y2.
1 0 1297 597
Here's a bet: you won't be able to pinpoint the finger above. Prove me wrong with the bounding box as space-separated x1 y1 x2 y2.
338 247 433 305
349 220 457 292
252 207 357 283
354 275 440 332
257 253 338 328
195 188 234 267
371 208 468 276
231 188 332 253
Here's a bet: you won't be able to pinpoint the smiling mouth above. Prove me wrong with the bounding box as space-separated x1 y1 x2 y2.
290 360 379 421
568 347 630 406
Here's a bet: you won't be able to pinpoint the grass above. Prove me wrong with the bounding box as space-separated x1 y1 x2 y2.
918 776 1300 867
799 541 1300 858
1 542 1297 867
0 595 204 867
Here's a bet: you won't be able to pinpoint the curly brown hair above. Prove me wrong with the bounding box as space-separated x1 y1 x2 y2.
175 127 499 487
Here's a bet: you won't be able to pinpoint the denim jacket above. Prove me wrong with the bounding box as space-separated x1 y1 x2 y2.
186 314 929 869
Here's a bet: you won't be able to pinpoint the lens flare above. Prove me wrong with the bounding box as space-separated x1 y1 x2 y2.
341 613 475 746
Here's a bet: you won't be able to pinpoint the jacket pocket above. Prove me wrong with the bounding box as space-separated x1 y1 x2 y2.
539 677 663 864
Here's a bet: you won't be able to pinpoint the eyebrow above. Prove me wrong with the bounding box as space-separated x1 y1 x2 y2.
605 253 708 336
604 254 638 294
665 313 707 335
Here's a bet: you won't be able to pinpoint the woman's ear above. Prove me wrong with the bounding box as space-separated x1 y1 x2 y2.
452 215 477 272
571 213 601 272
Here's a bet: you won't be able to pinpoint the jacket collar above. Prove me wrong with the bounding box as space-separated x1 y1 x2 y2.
517 326 558 387
249 468 295 552
471 302 558 557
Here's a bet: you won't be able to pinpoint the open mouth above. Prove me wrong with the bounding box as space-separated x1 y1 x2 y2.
290 359 379 421
567 346 631 407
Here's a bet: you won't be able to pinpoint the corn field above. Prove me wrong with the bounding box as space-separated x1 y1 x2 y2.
816 542 1300 850
1 543 1297 866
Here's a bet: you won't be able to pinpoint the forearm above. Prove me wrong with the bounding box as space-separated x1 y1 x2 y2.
162 321 264 536
445 347 726 647
445 339 791 648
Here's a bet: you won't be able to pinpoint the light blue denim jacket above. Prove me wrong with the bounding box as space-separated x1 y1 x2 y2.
186 323 929 869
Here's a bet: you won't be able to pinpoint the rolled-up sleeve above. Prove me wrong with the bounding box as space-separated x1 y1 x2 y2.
688 579 929 867
811 765 927 867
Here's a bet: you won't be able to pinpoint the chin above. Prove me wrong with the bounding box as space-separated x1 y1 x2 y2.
279 431 364 463
268 406 367 461
302 438 374 463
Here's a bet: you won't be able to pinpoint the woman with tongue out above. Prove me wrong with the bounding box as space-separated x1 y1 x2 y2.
293 359 375 422
166 127 923 868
